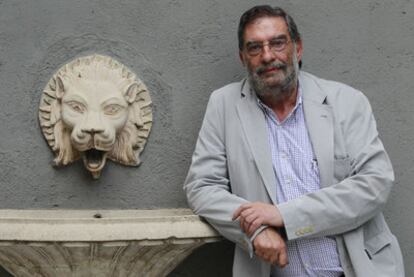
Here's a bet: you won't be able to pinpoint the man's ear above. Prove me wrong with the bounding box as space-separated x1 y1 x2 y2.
239 51 246 66
296 40 303 63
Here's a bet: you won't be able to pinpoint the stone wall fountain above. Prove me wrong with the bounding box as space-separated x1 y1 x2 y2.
0 54 221 276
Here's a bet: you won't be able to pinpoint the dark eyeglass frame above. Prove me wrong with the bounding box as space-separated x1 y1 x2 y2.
244 37 290 56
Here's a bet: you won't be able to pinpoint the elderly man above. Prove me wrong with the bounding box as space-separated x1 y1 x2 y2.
184 5 404 277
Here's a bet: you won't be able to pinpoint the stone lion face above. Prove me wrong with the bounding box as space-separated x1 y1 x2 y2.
39 55 152 179
61 78 130 174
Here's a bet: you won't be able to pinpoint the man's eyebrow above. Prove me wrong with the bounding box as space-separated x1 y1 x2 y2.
272 34 288 40
246 34 289 45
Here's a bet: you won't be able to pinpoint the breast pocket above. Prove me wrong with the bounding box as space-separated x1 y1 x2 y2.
333 156 352 182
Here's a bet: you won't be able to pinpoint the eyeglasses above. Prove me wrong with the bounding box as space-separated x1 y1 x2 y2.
245 38 290 56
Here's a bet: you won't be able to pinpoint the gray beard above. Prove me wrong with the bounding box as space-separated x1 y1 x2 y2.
248 51 300 99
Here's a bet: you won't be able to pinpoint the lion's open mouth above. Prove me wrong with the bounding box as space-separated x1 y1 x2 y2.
82 149 108 173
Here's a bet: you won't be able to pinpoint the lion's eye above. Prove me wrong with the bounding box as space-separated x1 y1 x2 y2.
66 101 86 114
104 104 124 115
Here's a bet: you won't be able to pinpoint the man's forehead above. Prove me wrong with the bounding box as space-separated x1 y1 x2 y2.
244 16 288 40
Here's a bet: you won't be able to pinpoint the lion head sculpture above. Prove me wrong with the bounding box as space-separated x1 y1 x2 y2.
39 54 152 179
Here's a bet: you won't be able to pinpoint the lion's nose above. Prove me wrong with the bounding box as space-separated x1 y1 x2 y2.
81 128 104 135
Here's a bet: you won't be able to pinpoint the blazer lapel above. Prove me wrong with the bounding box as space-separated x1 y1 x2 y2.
301 73 334 188
236 81 278 204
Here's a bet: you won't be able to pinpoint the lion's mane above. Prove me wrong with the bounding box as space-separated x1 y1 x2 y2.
39 54 152 167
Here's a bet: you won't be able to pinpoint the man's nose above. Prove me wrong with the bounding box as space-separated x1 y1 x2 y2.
261 45 275 63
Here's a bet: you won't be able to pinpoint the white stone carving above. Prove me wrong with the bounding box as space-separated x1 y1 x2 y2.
0 209 221 277
39 54 152 178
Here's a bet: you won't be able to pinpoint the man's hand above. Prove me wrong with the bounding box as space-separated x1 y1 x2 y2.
253 227 288 267
233 202 284 236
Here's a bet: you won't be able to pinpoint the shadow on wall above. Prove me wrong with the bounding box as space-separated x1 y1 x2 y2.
169 240 234 277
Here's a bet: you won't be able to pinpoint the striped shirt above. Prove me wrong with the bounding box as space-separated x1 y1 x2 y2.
257 85 344 277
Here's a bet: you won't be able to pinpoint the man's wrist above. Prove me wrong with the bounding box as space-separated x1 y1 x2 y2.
273 204 285 227
249 225 268 242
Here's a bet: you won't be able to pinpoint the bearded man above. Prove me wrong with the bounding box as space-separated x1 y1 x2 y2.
184 5 404 277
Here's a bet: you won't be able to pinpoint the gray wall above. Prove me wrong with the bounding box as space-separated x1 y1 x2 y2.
0 0 413 276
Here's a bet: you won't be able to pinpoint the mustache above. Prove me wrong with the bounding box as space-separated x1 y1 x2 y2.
255 62 286 75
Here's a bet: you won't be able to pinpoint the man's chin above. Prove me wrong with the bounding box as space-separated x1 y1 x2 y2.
260 78 284 90
261 71 297 91
258 72 284 83
249 72 289 94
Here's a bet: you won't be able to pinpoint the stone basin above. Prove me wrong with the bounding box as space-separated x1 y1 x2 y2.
0 209 220 277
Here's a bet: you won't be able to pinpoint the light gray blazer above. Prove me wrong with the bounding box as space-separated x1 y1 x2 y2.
184 71 404 277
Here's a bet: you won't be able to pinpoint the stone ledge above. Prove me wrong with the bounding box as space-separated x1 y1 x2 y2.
0 209 221 277
0 209 220 242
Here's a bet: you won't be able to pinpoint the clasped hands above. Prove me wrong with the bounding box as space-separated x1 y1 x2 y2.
233 202 288 267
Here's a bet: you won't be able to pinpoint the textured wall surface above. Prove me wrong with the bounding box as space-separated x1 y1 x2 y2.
0 0 413 276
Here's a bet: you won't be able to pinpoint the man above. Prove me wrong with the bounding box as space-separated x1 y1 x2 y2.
184 5 404 277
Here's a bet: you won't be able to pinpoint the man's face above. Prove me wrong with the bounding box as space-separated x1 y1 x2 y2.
239 16 302 96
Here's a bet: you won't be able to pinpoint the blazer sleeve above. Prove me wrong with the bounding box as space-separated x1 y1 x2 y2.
278 89 395 240
183 91 255 255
